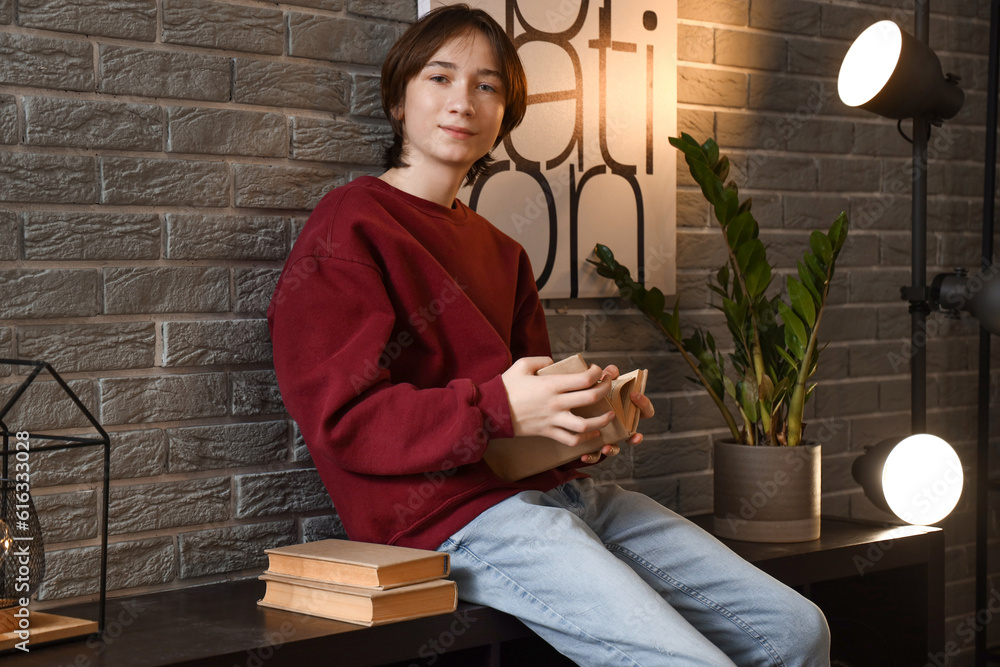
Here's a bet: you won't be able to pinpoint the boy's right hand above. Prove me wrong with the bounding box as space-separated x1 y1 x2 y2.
500 356 617 447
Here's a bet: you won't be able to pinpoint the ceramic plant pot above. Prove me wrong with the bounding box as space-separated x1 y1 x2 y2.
712 440 821 543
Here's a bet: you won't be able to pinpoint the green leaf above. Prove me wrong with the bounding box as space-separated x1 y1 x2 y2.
703 138 720 167
778 301 807 359
787 276 816 328
714 188 739 225
745 256 771 298
644 287 665 317
797 261 822 303
829 212 849 256
725 211 756 250
810 230 833 266
804 252 827 282
737 196 753 216
775 346 799 369
715 156 730 183
723 375 737 400
717 264 730 290
735 238 765 275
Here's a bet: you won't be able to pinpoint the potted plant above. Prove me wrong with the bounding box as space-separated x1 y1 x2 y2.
590 133 848 542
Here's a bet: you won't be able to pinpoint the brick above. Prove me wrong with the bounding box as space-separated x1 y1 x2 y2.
715 29 786 72
0 269 99 318
162 319 272 366
676 189 710 228
749 74 838 114
289 13 402 65
0 329 10 374
352 73 384 118
785 119 853 155
100 373 228 424
677 24 712 64
0 153 97 204
0 94 16 144
784 194 850 230
820 306 877 343
235 268 281 314
749 0 820 35
745 154 816 191
167 107 287 157
634 434 711 478
291 116 392 165
35 491 98 542
166 213 286 260
347 0 414 21
234 163 345 210
104 267 228 314
849 268 909 304
786 37 847 78
235 469 332 518
676 229 729 269
110 477 230 533
31 428 167 486
101 157 229 207
100 46 230 101
677 0 747 26
676 110 713 147
302 514 347 542
235 60 351 115
179 520 297 578
19 0 156 40
289 0 342 9
812 379 880 418
677 66 746 107
677 472 713 514
168 421 288 472
231 369 285 416
819 4 889 42
0 210 17 260
947 17 989 56
879 231 914 267
0 0 10 23
546 314 587 353
821 454 859 495
850 193 910 232
162 0 284 55
17 323 155 372
0 378 96 431
587 314 665 353
24 212 160 260
39 538 174 599
849 341 909 377
0 33 94 90
715 111 783 150
668 392 722 433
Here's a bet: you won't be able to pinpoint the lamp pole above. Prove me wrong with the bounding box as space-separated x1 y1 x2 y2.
910 1 930 436
976 3 999 665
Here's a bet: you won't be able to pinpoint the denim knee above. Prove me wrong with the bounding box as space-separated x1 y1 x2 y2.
786 597 831 666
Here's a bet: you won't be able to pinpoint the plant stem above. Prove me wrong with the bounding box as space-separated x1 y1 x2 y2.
649 317 743 442
787 269 833 446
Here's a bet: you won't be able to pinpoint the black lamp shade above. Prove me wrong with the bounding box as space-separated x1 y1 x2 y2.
932 271 1000 336
838 20 964 121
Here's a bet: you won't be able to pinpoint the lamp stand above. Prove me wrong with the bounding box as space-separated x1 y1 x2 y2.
975 2 1000 665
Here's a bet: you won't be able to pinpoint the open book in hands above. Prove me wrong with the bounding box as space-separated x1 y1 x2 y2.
483 354 648 482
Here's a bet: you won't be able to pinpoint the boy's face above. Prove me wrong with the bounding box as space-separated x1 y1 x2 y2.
394 30 505 176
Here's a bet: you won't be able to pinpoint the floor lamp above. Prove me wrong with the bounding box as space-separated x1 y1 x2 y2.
839 10 965 524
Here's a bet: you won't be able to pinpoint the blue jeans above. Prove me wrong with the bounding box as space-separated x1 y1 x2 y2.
437 478 830 666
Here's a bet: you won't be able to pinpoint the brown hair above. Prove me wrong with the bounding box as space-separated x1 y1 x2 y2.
380 4 527 186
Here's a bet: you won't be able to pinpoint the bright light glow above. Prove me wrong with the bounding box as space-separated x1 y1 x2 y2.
838 20 903 107
882 434 963 525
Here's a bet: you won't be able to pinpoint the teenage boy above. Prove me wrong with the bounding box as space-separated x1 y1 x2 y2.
268 5 830 665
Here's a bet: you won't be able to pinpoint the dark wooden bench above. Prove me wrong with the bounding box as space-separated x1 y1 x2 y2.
1 516 943 666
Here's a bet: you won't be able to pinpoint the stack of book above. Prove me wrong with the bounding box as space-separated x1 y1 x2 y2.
257 539 457 627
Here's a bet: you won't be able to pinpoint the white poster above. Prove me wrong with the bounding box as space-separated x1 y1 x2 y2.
420 0 677 298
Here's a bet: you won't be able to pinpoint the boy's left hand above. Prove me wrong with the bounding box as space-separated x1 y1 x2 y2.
579 364 655 464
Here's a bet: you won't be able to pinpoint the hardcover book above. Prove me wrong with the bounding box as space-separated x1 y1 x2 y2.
484 354 648 481
257 572 457 627
263 539 450 590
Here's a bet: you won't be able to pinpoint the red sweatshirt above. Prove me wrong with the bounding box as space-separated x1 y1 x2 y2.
267 176 585 550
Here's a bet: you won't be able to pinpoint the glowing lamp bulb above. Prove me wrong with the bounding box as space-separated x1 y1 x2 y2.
881 434 963 525
838 20 902 108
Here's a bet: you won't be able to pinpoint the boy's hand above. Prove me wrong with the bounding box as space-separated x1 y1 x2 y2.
577 366 655 464
501 357 616 447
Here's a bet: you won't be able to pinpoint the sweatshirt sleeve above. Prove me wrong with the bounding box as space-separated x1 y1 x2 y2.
269 254 510 477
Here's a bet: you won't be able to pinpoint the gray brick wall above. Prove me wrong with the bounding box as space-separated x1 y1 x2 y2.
0 1 991 659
